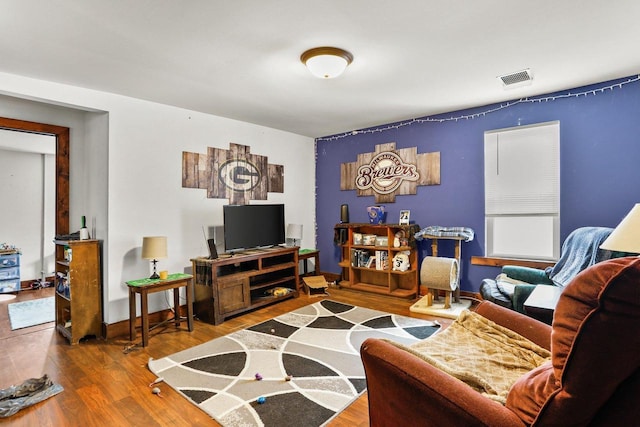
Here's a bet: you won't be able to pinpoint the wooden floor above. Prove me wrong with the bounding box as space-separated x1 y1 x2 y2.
0 286 456 426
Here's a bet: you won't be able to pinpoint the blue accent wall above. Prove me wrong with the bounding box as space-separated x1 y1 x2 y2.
315 75 640 293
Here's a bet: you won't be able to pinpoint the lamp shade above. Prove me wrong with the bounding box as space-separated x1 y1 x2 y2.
600 203 640 253
301 47 353 79
286 224 303 240
141 236 168 260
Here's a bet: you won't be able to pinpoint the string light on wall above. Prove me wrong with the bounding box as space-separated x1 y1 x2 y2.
317 75 640 142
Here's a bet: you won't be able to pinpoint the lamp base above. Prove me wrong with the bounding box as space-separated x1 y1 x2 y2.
286 238 300 248
150 259 159 279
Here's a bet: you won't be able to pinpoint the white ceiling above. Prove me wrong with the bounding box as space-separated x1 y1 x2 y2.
1 1 639 138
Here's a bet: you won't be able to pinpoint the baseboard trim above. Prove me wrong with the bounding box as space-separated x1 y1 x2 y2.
104 307 183 340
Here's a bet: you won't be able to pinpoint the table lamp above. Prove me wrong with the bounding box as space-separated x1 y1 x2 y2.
142 236 167 279
286 224 303 247
600 203 640 253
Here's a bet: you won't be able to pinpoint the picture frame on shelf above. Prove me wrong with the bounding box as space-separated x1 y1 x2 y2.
353 233 363 245
362 234 377 246
399 210 410 225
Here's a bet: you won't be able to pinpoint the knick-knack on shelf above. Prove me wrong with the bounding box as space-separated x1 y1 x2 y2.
79 216 90 240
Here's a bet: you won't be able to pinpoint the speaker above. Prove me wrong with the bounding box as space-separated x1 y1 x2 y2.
338 228 348 245
207 238 218 260
340 204 349 223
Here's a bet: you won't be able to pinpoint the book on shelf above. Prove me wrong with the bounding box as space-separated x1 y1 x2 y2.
351 249 373 267
360 251 370 267
375 251 389 270
365 256 376 268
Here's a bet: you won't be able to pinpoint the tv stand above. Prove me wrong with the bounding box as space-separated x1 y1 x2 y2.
191 246 299 324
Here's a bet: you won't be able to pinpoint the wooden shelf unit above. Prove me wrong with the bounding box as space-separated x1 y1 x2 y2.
191 246 299 325
335 223 421 299
54 239 103 344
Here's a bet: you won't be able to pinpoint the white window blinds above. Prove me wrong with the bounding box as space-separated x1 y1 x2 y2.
485 122 560 215
484 121 560 260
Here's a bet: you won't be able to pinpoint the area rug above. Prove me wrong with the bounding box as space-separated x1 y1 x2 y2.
148 299 440 426
7 297 55 330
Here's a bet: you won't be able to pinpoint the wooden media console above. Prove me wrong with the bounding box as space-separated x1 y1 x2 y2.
191 246 299 324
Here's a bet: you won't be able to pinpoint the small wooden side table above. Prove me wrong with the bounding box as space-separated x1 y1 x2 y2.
126 273 194 347
299 249 320 277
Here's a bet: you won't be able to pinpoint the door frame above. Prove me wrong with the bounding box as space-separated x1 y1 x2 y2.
0 117 69 236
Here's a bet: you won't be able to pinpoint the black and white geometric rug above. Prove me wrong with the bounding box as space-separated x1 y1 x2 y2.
148 300 439 427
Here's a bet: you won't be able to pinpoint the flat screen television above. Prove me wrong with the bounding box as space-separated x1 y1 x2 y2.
223 204 285 252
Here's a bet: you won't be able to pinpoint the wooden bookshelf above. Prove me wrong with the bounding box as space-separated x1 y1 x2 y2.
335 223 420 299
54 239 103 344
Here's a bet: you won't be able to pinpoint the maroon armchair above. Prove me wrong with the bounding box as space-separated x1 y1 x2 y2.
361 256 640 426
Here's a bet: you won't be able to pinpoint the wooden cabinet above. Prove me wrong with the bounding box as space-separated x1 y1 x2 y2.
218 275 250 313
335 223 420 298
191 246 299 325
54 239 103 344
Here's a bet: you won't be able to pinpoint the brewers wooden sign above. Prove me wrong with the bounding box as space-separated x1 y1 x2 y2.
341 142 440 203
182 143 284 205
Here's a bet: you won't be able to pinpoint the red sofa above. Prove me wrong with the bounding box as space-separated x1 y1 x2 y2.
361 256 640 426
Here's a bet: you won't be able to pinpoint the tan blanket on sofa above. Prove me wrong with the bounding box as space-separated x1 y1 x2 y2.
386 310 550 404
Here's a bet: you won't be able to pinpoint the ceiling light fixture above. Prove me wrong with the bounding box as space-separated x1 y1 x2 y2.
300 47 353 79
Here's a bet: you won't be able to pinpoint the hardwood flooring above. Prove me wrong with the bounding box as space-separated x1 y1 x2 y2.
0 286 455 426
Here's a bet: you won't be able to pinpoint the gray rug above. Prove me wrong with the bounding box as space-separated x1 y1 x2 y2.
7 297 55 330
148 300 440 426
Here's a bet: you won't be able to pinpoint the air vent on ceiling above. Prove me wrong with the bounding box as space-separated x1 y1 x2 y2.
499 69 533 86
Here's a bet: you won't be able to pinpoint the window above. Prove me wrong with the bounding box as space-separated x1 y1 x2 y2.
484 121 560 261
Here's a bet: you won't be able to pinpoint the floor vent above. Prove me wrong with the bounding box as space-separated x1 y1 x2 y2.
499 69 533 86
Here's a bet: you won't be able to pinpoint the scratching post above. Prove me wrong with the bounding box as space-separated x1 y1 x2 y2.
420 256 458 308
410 256 471 318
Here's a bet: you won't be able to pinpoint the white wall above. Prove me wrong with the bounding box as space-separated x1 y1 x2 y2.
0 71 316 324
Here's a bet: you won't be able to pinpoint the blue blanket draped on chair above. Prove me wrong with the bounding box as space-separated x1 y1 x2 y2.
547 227 616 287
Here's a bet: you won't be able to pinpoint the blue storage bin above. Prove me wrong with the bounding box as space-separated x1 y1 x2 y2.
0 252 20 292
0 266 19 280
0 253 19 267
0 277 20 293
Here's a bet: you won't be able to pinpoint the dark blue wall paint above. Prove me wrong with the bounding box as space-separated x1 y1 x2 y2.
315 76 640 293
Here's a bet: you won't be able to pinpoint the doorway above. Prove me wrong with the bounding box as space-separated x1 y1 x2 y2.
0 117 68 312
0 117 69 236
